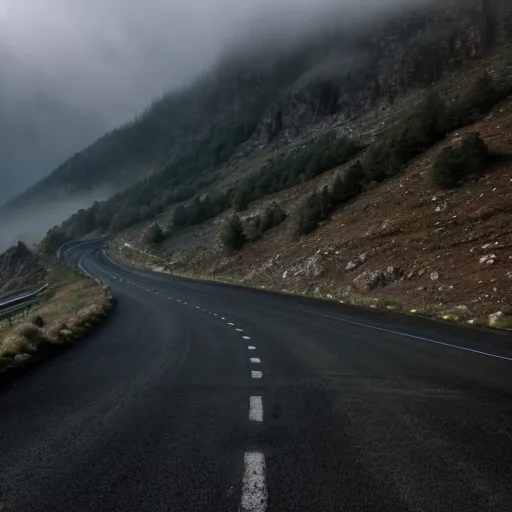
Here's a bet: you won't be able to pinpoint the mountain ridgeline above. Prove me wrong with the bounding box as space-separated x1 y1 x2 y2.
2 0 512 251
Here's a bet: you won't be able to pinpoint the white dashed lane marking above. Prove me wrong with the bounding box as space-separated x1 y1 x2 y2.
236 328 244 332
249 397 263 423
228 322 235 326
243 336 251 340
251 371 263 379
250 358 261 364
239 452 267 512
248 346 256 350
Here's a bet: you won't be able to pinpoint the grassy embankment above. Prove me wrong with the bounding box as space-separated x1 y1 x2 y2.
0 264 113 373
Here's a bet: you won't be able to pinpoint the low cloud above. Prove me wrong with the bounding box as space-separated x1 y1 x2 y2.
0 0 433 205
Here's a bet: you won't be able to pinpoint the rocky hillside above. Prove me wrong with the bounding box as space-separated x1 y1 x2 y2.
111 88 512 329
4 0 512 249
5 0 511 327
0 242 46 297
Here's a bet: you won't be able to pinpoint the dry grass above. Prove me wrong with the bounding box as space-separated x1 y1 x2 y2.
0 264 113 366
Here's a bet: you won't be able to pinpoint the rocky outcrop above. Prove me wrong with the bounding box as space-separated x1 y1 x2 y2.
257 0 512 142
0 242 45 296
353 267 403 292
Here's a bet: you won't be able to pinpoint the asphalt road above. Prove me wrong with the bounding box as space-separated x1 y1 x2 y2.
1 241 512 512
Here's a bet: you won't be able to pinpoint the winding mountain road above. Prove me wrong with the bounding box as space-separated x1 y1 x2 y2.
1 240 511 511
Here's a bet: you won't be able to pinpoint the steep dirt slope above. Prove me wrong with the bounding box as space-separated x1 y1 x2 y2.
112 92 512 327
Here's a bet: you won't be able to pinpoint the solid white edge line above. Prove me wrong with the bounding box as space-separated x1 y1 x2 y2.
239 452 267 512
249 396 263 423
251 371 263 379
319 314 512 362
250 358 261 364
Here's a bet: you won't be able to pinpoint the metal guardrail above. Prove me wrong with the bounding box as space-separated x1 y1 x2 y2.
0 284 49 311
0 284 49 323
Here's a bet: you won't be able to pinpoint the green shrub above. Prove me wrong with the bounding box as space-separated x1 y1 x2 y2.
294 187 332 237
220 215 247 252
260 202 287 232
459 132 490 170
147 223 166 244
431 148 467 188
431 132 490 188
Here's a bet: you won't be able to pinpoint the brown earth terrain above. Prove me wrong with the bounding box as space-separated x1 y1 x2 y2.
110 49 512 330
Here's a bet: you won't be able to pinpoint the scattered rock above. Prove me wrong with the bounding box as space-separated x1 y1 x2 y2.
59 329 74 339
291 254 323 278
345 253 367 271
430 271 439 281
488 311 503 327
14 353 33 365
479 254 496 265
353 267 402 292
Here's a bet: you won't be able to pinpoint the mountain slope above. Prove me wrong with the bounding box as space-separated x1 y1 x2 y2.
112 87 512 328
4 0 512 252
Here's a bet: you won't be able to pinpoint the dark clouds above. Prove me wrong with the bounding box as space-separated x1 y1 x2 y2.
0 0 431 204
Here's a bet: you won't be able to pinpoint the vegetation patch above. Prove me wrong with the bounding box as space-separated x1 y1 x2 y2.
232 133 363 211
431 133 491 188
220 215 248 252
0 264 113 373
292 73 512 236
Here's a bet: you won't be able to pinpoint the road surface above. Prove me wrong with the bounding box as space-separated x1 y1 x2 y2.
1 240 511 511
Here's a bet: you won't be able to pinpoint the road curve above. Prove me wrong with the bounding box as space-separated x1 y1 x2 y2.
1 240 511 512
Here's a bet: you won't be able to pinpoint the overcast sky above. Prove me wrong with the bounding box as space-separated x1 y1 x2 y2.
0 0 430 205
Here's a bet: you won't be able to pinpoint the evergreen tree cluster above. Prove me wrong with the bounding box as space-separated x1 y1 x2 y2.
294 162 366 236
233 133 363 212
293 73 508 236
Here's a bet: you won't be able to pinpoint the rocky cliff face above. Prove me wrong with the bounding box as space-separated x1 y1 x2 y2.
258 0 512 142
0 242 45 296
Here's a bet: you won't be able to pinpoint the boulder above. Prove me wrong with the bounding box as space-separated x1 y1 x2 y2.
353 267 402 291
345 253 367 271
488 311 503 327
479 254 496 264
